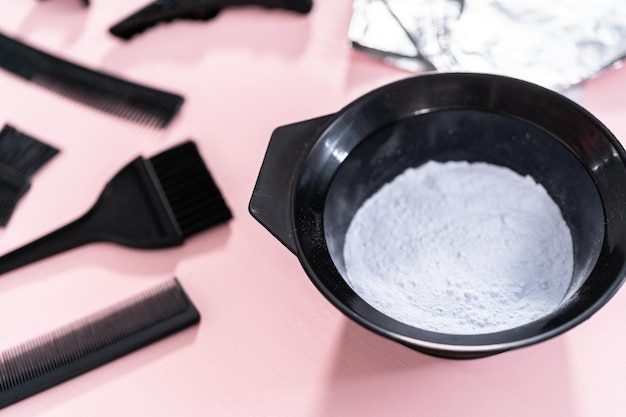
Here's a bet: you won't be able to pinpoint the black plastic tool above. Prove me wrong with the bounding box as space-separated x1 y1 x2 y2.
0 125 59 226
40 0 90 5
249 72 626 359
109 0 313 40
0 32 184 129
0 278 200 409
0 140 232 275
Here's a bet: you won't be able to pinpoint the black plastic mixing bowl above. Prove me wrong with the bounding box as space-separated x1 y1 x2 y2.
249 73 626 359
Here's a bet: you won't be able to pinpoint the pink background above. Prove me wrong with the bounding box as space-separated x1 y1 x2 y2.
0 1 626 415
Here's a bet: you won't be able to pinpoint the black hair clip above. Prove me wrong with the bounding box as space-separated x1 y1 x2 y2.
109 0 313 40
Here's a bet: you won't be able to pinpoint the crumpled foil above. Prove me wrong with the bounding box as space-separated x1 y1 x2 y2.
348 0 626 91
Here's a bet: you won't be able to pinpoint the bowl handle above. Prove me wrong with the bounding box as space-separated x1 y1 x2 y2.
249 114 333 254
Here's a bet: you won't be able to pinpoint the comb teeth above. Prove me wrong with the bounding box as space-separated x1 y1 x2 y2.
0 32 184 129
32 73 182 129
0 279 200 409
150 141 233 237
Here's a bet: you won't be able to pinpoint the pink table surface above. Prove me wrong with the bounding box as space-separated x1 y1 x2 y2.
0 1 626 416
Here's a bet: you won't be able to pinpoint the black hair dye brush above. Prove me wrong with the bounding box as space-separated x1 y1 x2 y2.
0 278 200 409
0 125 59 226
109 0 313 40
0 140 231 275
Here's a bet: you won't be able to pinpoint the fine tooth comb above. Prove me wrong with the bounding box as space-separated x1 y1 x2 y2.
0 125 59 226
0 140 232 275
0 32 184 129
0 278 200 409
109 0 313 40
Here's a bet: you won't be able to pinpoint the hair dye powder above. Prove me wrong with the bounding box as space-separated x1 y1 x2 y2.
343 160 574 334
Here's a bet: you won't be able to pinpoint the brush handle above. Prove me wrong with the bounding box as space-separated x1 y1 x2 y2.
0 214 95 275
0 158 187 275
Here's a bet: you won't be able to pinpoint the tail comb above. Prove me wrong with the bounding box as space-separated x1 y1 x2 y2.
109 0 313 40
0 140 232 275
0 32 184 129
0 278 200 409
0 125 59 226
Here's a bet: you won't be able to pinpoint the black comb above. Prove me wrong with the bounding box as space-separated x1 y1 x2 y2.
0 32 184 129
0 140 232 275
109 0 313 40
0 125 59 226
0 278 200 409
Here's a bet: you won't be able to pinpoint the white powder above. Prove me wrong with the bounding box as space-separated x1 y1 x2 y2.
343 161 574 334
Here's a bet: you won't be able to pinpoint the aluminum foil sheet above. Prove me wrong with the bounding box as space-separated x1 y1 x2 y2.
349 0 626 91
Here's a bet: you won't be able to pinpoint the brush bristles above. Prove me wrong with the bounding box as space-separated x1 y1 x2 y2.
0 198 20 227
150 141 232 237
0 125 58 226
0 125 59 177
0 279 199 398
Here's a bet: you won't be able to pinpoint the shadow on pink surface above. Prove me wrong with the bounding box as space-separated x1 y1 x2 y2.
16 0 88 46
0 221 232 287
314 318 579 417
100 10 313 71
